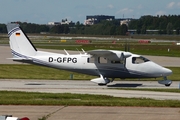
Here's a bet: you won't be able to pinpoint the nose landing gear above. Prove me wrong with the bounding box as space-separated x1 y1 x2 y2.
158 77 172 87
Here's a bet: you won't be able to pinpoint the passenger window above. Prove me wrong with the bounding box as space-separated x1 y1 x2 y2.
87 57 95 63
132 57 136 64
98 57 107 63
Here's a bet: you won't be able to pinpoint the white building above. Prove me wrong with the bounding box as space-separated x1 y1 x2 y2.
47 22 61 25
48 19 74 26
120 19 131 26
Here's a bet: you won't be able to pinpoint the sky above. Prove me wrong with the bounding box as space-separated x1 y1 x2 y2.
0 0 180 24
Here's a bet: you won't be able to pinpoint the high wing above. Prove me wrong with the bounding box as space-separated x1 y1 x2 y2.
87 49 132 61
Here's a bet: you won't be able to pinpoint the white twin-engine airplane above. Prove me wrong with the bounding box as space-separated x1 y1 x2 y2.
7 23 172 86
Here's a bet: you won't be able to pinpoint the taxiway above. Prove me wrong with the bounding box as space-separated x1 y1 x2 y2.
0 79 180 100
1 45 180 120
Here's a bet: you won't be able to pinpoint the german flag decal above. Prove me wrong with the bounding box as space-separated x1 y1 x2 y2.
16 33 20 36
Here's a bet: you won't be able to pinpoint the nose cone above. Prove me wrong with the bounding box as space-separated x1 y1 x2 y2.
162 67 172 76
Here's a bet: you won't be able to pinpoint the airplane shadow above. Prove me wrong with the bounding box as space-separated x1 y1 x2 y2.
107 83 142 88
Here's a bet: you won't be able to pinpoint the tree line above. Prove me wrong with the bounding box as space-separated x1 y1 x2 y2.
0 15 179 35
129 15 180 34
70 21 128 35
0 21 128 35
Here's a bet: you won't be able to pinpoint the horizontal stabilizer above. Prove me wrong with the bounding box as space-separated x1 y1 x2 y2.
7 57 32 61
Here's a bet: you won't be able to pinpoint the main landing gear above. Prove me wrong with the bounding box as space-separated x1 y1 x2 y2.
158 77 172 87
90 75 113 86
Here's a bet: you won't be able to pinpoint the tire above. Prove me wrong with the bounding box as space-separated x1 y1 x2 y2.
98 83 107 86
165 84 171 87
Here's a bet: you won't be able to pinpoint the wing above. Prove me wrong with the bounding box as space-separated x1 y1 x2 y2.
87 49 132 61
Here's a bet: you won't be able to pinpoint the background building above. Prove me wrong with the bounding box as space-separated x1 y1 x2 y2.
48 19 74 26
84 15 115 25
84 15 134 26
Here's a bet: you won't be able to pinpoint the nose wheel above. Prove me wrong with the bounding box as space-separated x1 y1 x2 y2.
158 77 172 87
165 84 171 87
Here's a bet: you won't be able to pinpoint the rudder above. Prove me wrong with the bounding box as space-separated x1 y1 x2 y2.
7 23 37 58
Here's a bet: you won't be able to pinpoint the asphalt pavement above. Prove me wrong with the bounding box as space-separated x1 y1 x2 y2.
1 45 180 120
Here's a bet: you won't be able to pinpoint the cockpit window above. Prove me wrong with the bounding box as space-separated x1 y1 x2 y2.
132 56 149 64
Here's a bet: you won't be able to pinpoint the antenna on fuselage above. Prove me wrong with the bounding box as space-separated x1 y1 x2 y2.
64 49 69 55
82 48 87 54
76 48 82 54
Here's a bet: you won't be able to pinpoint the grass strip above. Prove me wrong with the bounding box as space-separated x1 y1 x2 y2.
0 64 95 80
0 64 179 81
0 91 179 107
36 44 180 57
113 88 180 93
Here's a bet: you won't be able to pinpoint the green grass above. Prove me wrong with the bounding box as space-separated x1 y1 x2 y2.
2 33 180 57
0 64 95 80
35 43 180 57
0 64 179 81
0 91 179 107
114 88 180 93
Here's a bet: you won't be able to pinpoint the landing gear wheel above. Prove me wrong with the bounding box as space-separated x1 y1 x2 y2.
98 83 107 86
165 84 171 87
158 77 172 87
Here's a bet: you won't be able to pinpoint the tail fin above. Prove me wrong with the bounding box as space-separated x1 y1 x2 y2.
7 23 37 58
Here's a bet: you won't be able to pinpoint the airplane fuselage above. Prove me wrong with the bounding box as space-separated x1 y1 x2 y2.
21 51 172 79
7 23 172 86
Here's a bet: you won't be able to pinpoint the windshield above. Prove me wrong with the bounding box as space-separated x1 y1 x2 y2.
132 56 150 64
